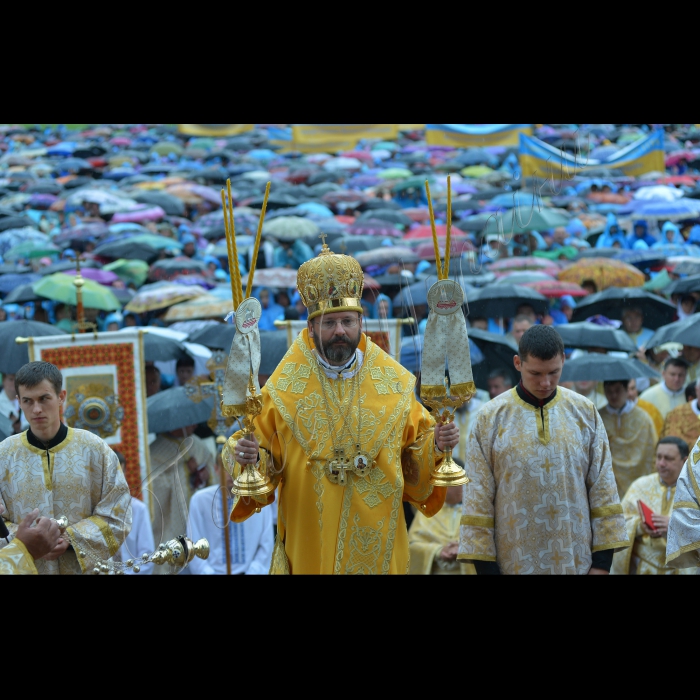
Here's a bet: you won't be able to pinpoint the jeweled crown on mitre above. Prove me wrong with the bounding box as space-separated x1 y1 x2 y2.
296 239 364 321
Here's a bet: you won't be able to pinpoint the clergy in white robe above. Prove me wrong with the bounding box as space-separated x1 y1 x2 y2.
666 436 700 569
114 497 155 575
638 358 689 420
458 326 629 575
0 425 131 574
187 485 273 575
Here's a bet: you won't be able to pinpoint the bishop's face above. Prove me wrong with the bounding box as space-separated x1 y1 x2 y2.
309 312 362 366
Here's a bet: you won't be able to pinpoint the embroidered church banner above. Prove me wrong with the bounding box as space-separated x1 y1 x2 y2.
177 124 254 136
426 124 533 148
28 329 152 511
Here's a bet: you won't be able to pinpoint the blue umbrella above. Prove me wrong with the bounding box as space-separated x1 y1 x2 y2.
246 149 278 161
621 198 700 220
0 272 41 295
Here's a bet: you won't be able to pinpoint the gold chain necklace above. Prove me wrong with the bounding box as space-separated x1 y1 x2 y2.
316 354 372 485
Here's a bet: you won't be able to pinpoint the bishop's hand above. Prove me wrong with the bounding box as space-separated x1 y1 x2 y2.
435 421 459 452
235 436 260 466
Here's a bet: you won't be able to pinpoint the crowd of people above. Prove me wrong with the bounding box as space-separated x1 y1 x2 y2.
2 123 700 574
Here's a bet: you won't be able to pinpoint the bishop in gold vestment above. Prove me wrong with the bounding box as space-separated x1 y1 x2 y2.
459 385 628 574
231 330 447 574
0 426 131 575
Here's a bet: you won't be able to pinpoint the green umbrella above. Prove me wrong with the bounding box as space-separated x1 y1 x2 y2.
391 175 434 193
533 246 579 261
5 240 60 260
378 168 413 179
33 273 121 311
642 268 672 292
372 141 398 152
263 216 319 241
187 137 216 150
150 141 184 157
103 258 150 287
461 165 494 178
502 207 570 234
125 233 182 251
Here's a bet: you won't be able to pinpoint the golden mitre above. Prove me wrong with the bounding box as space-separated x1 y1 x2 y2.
297 241 364 321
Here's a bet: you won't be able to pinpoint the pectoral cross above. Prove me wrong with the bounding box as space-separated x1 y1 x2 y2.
327 449 352 485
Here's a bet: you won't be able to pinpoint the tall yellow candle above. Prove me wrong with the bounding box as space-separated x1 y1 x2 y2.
245 181 271 300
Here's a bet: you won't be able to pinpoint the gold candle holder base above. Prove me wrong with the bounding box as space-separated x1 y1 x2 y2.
422 394 471 487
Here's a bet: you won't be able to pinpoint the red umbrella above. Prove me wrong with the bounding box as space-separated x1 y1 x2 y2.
341 151 374 163
521 280 588 298
403 223 468 240
665 150 695 167
334 215 356 225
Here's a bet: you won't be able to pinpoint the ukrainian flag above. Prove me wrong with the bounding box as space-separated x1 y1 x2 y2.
426 124 533 148
519 130 665 179
290 124 399 153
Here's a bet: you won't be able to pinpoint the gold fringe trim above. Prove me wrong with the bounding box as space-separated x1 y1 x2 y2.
450 381 476 399
460 515 494 528
590 504 623 519
220 401 248 417
420 384 447 399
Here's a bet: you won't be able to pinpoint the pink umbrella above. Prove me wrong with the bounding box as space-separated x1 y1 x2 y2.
111 205 166 223
403 223 469 240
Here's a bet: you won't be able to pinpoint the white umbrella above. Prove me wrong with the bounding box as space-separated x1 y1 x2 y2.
633 185 684 202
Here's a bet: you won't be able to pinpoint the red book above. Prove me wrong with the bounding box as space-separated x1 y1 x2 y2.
637 499 656 531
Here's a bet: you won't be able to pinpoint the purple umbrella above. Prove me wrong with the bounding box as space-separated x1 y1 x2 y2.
347 219 403 238
64 269 120 285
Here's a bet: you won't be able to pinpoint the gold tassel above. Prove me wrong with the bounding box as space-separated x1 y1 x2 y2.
420 384 448 399
449 381 476 398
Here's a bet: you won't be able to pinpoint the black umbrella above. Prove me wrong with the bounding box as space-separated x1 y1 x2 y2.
356 199 401 212
673 260 700 276
149 257 210 281
645 313 700 349
573 247 620 259
187 323 236 351
259 330 293 375
554 322 638 353
666 274 700 296
466 284 549 319
0 216 36 232
142 332 192 362
560 355 661 383
2 283 46 304
0 320 67 374
111 287 136 305
133 191 186 216
93 240 159 263
146 386 215 434
357 209 413 228
570 287 677 329
393 277 477 308
244 193 300 209
467 328 520 391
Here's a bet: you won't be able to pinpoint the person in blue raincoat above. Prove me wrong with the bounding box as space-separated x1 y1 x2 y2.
652 221 684 248
595 213 627 248
252 286 285 330
625 220 656 249
372 293 393 320
272 238 314 269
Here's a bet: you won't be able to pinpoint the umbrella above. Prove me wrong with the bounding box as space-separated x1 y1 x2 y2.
347 220 403 238
37 258 102 276
626 198 700 221
32 273 121 311
149 257 210 282
141 331 192 362
150 141 184 157
332 236 384 255
187 323 236 351
354 247 420 268
93 239 160 263
263 216 319 241
560 355 660 383
4 240 60 260
468 328 521 391
321 190 367 205
62 268 120 285
259 330 292 375
370 273 413 289
378 167 413 179
403 223 469 240
557 258 645 291
162 294 233 322
393 277 476 308
570 287 677 329
466 285 549 319
554 323 638 353
0 272 41 295
0 412 13 442
357 209 413 228
133 191 186 216
0 320 67 374
103 258 150 287
240 268 298 288
645 313 700 349
123 233 183 251
493 271 557 285
51 223 110 245
487 256 559 272
125 283 208 313
1 282 45 304
414 239 474 260
521 280 588 298
146 386 214 434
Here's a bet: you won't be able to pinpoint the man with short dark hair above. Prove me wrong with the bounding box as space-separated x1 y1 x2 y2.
459 325 628 575
612 436 697 575
639 357 689 420
505 314 533 347
0 361 131 574
600 379 657 499
486 369 513 400
175 356 196 387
